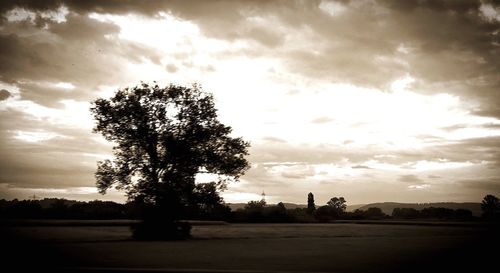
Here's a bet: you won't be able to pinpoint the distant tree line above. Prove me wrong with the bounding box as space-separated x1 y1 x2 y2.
391 207 473 220
230 193 498 222
1 193 498 222
0 199 128 219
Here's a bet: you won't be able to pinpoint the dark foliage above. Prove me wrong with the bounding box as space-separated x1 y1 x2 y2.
90 83 250 239
392 207 474 220
481 194 500 220
2 193 488 223
312 196 347 221
231 200 299 223
314 205 337 222
307 192 315 213
0 199 42 219
363 207 387 219
0 198 126 219
327 197 347 213
90 83 249 205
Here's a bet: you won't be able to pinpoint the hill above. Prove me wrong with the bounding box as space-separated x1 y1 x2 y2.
356 202 482 216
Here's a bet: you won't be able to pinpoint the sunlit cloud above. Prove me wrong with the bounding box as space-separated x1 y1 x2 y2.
408 184 431 190
11 130 67 143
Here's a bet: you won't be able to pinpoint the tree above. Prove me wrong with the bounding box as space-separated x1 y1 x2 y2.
392 208 420 219
481 194 500 220
276 202 286 211
314 197 347 221
314 205 335 222
91 83 250 231
327 197 347 215
307 192 315 213
363 207 386 219
244 199 267 211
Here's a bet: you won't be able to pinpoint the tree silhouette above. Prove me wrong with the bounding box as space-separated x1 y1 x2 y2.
327 197 347 213
91 83 250 236
314 197 347 221
481 194 500 220
364 207 386 219
307 192 315 213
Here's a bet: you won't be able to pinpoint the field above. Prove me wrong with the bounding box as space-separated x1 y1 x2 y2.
2 222 499 273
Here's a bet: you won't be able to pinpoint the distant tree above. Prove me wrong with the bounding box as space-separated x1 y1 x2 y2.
313 197 347 222
236 199 267 222
481 194 500 220
190 182 231 220
244 199 267 211
314 206 335 222
364 207 386 219
421 207 454 219
392 208 420 219
307 192 315 213
46 199 69 218
327 196 347 215
1 200 42 219
91 83 250 239
453 209 473 220
266 202 289 222
345 209 365 220
276 202 286 211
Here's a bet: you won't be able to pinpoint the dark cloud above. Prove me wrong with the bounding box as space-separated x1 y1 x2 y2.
16 83 88 108
0 107 111 189
352 165 372 169
457 177 500 194
378 0 482 13
2 1 498 114
0 13 162 86
0 89 10 100
398 174 424 184
165 63 178 73
245 27 285 48
0 0 160 17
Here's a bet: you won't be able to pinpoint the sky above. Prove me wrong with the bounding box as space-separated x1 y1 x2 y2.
0 0 499 205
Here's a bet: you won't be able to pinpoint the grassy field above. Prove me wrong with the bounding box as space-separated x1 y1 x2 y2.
2 222 498 273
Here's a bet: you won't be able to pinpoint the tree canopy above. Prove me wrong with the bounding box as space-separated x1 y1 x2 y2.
307 192 315 213
90 83 250 218
481 194 500 220
327 197 347 213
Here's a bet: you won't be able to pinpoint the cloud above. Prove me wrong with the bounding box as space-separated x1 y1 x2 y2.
165 63 178 73
0 105 112 189
0 13 162 87
280 164 316 179
398 174 424 184
1 1 498 114
0 0 499 204
457 177 500 194
352 165 372 169
262 136 287 143
311 116 333 124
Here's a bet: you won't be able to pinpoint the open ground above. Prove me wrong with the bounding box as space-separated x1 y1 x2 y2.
2 222 498 273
